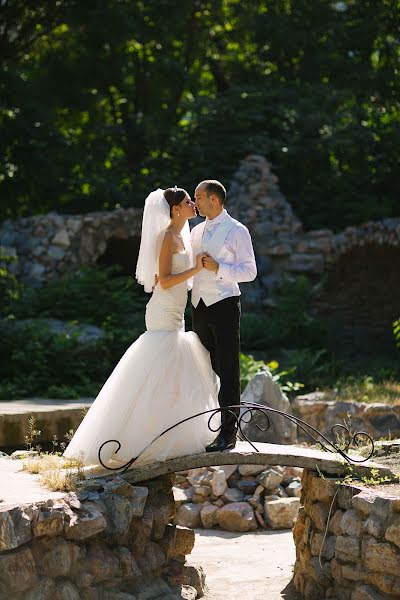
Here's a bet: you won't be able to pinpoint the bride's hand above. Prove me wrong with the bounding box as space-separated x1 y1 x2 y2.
195 252 207 271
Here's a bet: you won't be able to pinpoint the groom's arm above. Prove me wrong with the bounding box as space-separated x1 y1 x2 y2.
203 225 257 283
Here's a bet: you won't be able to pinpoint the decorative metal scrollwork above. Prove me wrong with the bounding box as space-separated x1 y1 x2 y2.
98 401 375 474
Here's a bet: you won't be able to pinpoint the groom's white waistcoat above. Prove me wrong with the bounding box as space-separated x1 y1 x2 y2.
191 210 257 307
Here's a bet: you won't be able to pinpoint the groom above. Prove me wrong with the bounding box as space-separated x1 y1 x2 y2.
191 180 257 451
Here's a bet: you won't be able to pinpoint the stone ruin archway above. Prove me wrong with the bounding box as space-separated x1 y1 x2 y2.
313 241 400 356
96 227 141 276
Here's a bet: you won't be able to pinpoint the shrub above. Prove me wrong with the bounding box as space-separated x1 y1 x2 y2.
241 276 326 351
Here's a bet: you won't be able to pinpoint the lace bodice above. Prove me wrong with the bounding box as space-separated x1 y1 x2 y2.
145 251 190 332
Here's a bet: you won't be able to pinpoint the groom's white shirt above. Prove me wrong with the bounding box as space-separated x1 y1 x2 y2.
190 209 257 307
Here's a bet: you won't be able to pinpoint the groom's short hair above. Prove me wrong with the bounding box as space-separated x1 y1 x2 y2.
199 180 226 205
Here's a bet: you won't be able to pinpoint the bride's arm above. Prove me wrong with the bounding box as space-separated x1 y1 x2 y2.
158 232 204 289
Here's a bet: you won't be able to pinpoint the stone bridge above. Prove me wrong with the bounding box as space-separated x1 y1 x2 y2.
84 441 394 485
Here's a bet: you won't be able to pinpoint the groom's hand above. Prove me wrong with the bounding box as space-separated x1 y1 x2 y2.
202 253 219 275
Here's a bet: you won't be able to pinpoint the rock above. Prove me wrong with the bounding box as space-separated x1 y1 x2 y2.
129 487 149 517
1 318 105 344
352 584 387 600
222 488 244 503
129 511 153 555
10 450 39 459
174 504 202 529
340 509 363 538
215 465 238 479
103 494 133 536
23 577 56 600
64 503 107 540
128 575 174 599
115 546 141 578
328 510 343 535
103 592 138 600
38 539 81 578
52 229 70 248
211 470 227 497
0 506 32 551
335 535 361 563
257 468 284 491
281 466 303 484
192 485 211 503
180 585 197 600
200 503 219 528
310 531 336 561
54 580 80 600
286 480 302 497
240 371 297 445
34 505 65 537
217 502 257 532
174 525 195 555
303 471 336 503
385 514 400 548
362 536 400 576
173 486 194 506
235 479 258 495
309 502 331 531
181 563 207 597
287 253 324 273
85 541 121 582
264 498 300 529
187 468 210 487
0 547 37 592
363 515 384 538
135 541 166 573
28 262 46 278
238 464 269 477
367 573 400 597
48 245 65 260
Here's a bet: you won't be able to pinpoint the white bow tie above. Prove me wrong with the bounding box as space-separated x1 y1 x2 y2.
205 220 217 232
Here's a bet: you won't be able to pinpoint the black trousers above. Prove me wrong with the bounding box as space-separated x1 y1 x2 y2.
191 296 241 435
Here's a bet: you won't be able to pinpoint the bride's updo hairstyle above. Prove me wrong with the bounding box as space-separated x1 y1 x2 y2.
164 187 188 217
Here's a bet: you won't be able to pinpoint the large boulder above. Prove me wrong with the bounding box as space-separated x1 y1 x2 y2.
217 502 257 532
240 371 297 444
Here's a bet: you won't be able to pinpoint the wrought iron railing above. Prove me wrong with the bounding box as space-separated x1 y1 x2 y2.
97 401 374 474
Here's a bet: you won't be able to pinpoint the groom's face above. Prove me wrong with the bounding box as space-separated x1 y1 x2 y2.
194 184 213 217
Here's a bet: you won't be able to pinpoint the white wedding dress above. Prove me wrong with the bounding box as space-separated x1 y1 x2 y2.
63 251 220 469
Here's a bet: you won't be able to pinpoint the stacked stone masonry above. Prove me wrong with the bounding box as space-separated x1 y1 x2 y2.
293 469 400 600
0 474 202 600
292 392 400 444
1 155 400 314
172 464 302 532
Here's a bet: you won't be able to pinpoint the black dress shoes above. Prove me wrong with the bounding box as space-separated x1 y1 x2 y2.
205 430 237 453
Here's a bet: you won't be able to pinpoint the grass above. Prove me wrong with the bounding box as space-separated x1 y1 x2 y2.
20 423 87 491
326 376 400 405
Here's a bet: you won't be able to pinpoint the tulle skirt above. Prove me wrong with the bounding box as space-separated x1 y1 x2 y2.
63 329 221 469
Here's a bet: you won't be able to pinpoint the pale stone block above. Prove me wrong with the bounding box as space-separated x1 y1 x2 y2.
174 503 202 529
264 497 300 529
211 469 227 497
217 502 257 532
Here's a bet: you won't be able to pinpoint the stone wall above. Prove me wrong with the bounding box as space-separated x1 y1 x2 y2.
292 392 400 444
293 469 400 600
0 208 142 283
0 474 202 600
1 154 400 344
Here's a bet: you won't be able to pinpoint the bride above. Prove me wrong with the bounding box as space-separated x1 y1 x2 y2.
63 187 221 469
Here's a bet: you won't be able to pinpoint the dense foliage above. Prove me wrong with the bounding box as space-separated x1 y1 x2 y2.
1 1 399 230
1 259 398 400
